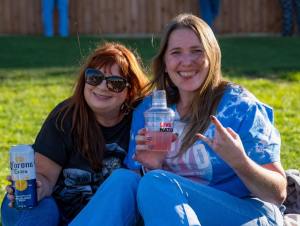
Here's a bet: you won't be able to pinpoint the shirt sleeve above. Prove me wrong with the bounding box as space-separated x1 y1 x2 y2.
124 96 152 169
238 101 281 165
32 109 70 167
216 85 281 165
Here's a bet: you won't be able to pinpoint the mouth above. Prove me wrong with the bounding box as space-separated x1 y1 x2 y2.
92 92 112 100
177 71 197 78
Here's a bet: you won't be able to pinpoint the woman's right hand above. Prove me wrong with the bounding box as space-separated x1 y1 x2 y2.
5 176 15 208
5 175 42 208
134 128 177 170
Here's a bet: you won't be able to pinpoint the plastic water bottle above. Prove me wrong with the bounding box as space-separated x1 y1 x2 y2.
144 90 175 152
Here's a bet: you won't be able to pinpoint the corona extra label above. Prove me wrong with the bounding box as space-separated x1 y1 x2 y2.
10 144 37 209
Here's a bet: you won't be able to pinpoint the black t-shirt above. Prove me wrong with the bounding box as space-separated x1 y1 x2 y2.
32 100 132 224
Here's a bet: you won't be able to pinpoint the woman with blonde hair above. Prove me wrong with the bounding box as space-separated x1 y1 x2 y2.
70 14 286 226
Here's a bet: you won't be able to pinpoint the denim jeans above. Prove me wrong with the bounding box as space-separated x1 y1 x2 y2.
70 169 141 226
279 0 300 36
198 0 221 27
1 195 60 226
138 170 284 226
42 0 69 37
70 168 284 226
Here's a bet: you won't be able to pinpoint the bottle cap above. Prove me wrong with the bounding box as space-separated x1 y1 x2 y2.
152 90 167 107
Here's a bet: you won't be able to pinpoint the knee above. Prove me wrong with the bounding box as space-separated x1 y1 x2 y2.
137 170 171 200
109 168 141 189
1 195 60 226
1 195 9 216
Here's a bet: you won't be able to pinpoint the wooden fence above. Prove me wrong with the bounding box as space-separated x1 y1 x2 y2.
0 0 283 36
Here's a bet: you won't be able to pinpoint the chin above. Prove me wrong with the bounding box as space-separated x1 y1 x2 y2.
179 85 200 92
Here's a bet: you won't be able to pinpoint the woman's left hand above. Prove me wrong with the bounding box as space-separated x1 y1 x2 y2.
197 115 287 205
196 115 247 169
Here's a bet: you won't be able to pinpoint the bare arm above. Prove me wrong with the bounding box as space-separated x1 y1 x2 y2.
35 152 62 201
233 159 286 205
197 115 287 206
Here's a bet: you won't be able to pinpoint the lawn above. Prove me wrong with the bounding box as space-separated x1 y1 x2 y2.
0 36 299 223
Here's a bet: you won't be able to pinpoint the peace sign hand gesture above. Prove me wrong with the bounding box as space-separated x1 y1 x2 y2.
196 115 248 169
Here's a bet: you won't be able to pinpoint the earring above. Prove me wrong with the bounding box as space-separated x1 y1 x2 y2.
120 102 131 115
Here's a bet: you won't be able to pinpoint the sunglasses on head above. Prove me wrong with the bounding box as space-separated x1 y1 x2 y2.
85 68 131 93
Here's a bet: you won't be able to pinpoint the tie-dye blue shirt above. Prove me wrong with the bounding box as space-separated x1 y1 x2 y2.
125 84 281 198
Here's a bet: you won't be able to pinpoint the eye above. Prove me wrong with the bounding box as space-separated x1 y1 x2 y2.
170 50 181 55
106 76 128 92
192 49 204 54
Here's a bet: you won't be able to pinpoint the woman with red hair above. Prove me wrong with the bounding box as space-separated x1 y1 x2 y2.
1 42 149 226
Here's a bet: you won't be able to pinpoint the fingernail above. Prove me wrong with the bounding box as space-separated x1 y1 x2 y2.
210 115 215 121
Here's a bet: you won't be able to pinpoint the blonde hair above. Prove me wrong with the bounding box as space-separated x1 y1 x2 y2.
150 14 229 155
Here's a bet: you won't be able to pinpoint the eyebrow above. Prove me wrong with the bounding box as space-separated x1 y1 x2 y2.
168 45 204 51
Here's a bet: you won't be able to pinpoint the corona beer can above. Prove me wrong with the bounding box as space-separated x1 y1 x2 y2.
10 144 37 209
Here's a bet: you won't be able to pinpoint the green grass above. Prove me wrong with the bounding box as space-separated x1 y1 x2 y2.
0 36 299 223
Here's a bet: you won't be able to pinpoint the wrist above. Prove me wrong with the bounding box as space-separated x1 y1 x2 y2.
231 155 252 172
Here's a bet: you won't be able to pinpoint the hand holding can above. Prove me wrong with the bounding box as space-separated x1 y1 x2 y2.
10 144 38 209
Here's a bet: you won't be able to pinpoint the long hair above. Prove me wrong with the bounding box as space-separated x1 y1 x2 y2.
58 42 149 171
150 13 229 155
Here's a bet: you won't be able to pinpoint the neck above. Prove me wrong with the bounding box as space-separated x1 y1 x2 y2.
177 91 195 117
95 111 124 127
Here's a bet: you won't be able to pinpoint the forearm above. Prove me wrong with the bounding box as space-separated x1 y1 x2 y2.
35 152 61 201
233 157 287 206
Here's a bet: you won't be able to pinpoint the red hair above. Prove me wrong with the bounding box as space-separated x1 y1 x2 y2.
59 42 149 170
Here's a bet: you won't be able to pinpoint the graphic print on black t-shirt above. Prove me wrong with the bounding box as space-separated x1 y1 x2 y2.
32 100 132 224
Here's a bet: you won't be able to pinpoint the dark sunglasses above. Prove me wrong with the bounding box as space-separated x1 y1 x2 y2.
85 68 131 93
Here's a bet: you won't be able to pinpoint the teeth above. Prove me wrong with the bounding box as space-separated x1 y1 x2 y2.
178 71 195 77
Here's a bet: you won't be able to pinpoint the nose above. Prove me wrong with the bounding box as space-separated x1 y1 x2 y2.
180 53 194 66
96 78 108 90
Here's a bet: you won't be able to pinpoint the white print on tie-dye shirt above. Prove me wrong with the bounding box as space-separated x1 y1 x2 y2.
164 118 213 184
162 84 280 185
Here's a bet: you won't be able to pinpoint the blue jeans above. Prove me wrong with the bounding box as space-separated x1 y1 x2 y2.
1 195 60 226
279 0 300 36
70 168 283 226
198 0 221 27
70 169 141 226
42 0 69 37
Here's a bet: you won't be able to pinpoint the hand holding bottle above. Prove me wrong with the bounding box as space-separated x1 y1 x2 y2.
134 128 177 170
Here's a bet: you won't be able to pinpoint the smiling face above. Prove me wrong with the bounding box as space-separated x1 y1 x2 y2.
84 63 128 119
164 28 210 98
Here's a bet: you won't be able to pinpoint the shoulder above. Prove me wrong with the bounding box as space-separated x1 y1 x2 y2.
220 84 259 108
216 84 276 135
130 95 152 132
43 99 73 131
48 99 71 119
132 94 152 114
218 84 273 119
